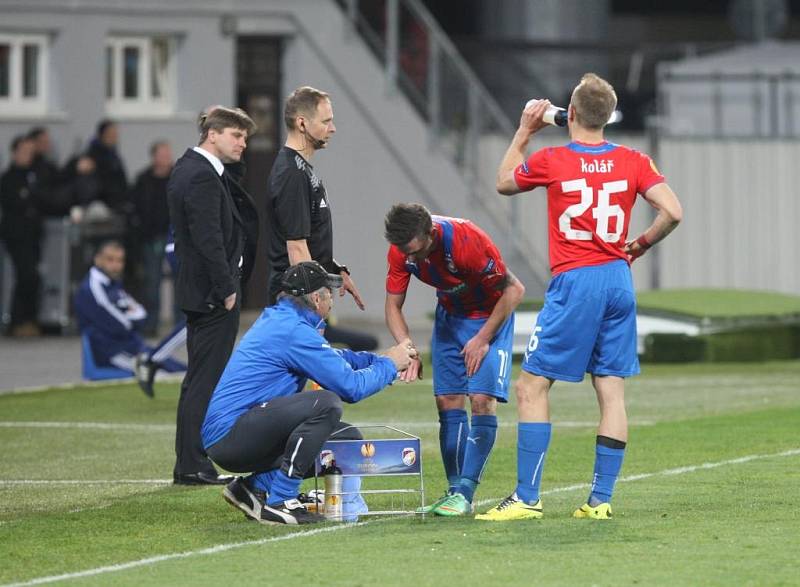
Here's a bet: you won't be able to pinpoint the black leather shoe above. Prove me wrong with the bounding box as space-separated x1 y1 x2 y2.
173 471 234 486
135 353 157 398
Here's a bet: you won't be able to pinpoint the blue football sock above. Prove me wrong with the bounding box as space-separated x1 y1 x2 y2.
247 470 277 494
457 414 498 502
439 409 469 492
266 470 302 506
588 436 626 506
515 422 552 504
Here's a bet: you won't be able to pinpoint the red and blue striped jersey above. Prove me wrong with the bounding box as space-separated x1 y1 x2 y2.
386 216 507 318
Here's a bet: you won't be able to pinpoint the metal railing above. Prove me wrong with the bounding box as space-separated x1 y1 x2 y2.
337 0 549 292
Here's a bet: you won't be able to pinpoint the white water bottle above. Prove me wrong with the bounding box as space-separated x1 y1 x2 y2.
526 99 567 127
543 105 568 127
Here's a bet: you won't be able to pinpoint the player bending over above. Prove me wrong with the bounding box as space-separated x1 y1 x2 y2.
384 204 525 516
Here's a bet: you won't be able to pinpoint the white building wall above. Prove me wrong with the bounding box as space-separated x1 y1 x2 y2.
655 139 799 295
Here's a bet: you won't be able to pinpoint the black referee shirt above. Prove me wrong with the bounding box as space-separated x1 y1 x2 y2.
266 146 335 303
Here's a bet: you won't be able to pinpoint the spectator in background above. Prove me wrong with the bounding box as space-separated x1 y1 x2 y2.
134 228 188 398
26 127 67 216
130 140 174 335
87 119 128 211
87 119 140 290
0 136 45 337
74 240 186 392
58 154 100 210
27 126 74 218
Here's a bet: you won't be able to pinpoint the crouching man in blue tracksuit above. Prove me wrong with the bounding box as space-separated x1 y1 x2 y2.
202 261 416 525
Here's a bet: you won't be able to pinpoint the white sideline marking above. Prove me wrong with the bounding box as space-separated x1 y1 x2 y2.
2 372 795 398
0 480 171 486
3 523 368 587
0 420 655 432
353 420 656 429
0 422 173 432
508 447 800 502
4 447 798 587
0 375 184 396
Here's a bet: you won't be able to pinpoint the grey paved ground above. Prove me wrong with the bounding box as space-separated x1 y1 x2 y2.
0 311 432 393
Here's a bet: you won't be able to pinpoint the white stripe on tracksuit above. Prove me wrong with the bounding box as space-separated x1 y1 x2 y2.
287 437 304 478
150 326 187 363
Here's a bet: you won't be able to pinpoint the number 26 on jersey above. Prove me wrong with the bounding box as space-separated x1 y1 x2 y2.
559 179 628 243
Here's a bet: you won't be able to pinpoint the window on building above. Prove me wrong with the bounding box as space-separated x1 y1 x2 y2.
106 36 175 117
0 33 48 116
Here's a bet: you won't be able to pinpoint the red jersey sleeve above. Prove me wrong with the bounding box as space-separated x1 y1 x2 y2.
514 148 550 191
636 151 666 195
456 226 508 291
386 245 411 295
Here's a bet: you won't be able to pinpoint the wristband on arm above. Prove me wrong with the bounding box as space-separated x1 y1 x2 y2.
332 259 350 275
635 235 652 250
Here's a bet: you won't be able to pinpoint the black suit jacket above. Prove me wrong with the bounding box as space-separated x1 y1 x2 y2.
167 149 258 313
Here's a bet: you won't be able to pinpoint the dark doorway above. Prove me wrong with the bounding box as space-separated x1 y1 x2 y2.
236 36 283 309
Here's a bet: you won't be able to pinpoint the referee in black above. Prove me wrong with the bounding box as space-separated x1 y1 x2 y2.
167 106 259 485
266 86 363 309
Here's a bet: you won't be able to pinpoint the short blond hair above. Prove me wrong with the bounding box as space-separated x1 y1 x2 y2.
284 86 330 130
198 106 257 143
570 73 617 131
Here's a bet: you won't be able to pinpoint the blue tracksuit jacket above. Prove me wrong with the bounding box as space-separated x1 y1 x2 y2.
202 298 397 449
74 266 148 364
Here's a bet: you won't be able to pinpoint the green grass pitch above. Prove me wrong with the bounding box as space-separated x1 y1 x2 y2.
1 361 799 586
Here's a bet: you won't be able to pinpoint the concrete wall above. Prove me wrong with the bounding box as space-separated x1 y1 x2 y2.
0 4 232 174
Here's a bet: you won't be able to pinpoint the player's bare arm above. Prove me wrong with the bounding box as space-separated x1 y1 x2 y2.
385 291 422 381
461 270 526 377
625 183 683 261
286 239 312 264
496 99 551 195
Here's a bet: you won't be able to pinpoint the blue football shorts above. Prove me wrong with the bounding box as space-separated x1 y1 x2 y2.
522 259 640 383
431 304 514 401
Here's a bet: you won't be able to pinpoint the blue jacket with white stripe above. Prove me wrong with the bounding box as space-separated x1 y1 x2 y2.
74 266 148 364
202 298 398 449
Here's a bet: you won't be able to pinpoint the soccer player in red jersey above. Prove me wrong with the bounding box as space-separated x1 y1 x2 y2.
384 203 525 516
477 74 682 521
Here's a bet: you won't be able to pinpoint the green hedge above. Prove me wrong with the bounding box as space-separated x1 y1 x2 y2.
642 325 800 363
642 333 706 363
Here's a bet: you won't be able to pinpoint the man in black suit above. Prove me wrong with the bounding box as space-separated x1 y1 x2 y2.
167 106 259 485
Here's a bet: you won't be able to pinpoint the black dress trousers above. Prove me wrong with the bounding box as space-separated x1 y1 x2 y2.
173 292 240 476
